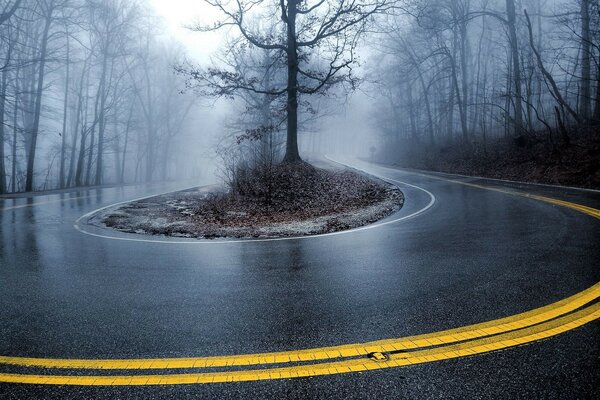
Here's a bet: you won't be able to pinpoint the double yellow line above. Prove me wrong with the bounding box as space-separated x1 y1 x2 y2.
0 283 598 385
0 177 598 385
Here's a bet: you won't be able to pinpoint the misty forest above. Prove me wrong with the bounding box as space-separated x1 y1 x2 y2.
0 0 599 195
2 1 600 396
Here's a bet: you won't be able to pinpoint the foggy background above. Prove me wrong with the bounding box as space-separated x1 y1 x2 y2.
0 0 597 193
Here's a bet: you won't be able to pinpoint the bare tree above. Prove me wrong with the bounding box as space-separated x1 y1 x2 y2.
1 0 200 193
579 0 591 120
25 0 66 192
524 9 581 125
369 0 597 171
182 0 396 163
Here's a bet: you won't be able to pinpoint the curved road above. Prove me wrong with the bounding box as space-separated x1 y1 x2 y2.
0 157 598 399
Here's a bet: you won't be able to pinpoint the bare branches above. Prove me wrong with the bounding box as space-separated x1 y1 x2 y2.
188 0 392 96
183 1 391 161
0 0 22 27
176 61 287 98
524 9 581 124
190 0 286 51
297 0 395 47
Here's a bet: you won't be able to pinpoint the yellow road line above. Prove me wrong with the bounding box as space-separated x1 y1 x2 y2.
527 194 600 219
1 302 597 385
1 281 598 371
424 174 600 221
1 174 598 385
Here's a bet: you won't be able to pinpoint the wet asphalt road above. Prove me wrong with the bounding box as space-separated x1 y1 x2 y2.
0 157 599 399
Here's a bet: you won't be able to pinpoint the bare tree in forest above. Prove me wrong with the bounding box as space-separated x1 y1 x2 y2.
524 9 581 128
578 0 591 120
181 0 395 163
504 0 524 135
25 0 67 191
88 0 138 186
1 0 199 193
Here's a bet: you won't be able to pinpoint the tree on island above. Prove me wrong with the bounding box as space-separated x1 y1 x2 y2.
179 0 396 163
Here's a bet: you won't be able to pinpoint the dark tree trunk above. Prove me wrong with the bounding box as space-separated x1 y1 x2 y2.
0 66 7 194
120 101 133 184
70 61 89 187
25 13 52 192
554 106 570 146
59 35 70 188
459 17 469 142
506 0 524 135
448 50 468 144
579 0 591 120
85 128 94 185
447 70 455 142
66 96 80 188
74 128 87 187
11 69 18 192
283 0 301 163
594 64 600 121
405 41 434 146
94 49 110 185
407 83 419 142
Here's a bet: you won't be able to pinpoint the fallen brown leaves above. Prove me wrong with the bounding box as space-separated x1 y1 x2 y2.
100 163 403 239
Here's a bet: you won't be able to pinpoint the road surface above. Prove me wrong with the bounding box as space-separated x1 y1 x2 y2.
0 157 598 399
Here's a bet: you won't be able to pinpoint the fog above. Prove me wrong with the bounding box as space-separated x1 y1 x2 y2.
1 0 598 193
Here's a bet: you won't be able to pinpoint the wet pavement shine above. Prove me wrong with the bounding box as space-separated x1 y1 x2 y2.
0 157 598 399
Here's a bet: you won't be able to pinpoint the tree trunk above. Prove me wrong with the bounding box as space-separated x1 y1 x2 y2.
448 50 468 144
74 127 87 187
11 68 19 192
524 9 580 124
59 34 70 188
94 49 110 185
447 69 455 142
405 41 434 146
471 15 486 136
0 61 8 193
407 83 419 142
554 106 570 146
459 17 469 142
594 64 600 121
85 128 94 185
506 0 524 135
25 12 52 192
69 59 89 187
66 99 80 188
75 69 96 187
144 74 155 182
120 101 133 184
579 0 591 120
283 0 301 163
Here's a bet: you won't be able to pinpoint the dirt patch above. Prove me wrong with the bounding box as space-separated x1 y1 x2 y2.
92 163 404 239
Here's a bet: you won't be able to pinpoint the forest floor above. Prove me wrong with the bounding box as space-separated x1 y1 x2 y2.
382 125 600 189
94 163 404 239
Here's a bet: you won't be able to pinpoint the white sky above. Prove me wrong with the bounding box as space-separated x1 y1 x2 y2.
149 0 225 61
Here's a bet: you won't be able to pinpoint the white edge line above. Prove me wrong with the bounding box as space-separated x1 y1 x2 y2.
1 194 104 211
73 161 437 245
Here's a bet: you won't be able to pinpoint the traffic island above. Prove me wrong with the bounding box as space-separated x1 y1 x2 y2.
92 163 404 239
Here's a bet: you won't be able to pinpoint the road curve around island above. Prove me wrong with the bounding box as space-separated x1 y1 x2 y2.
0 157 598 395
71 175 436 244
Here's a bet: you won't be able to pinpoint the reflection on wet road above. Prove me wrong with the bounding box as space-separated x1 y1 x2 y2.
1 158 599 398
